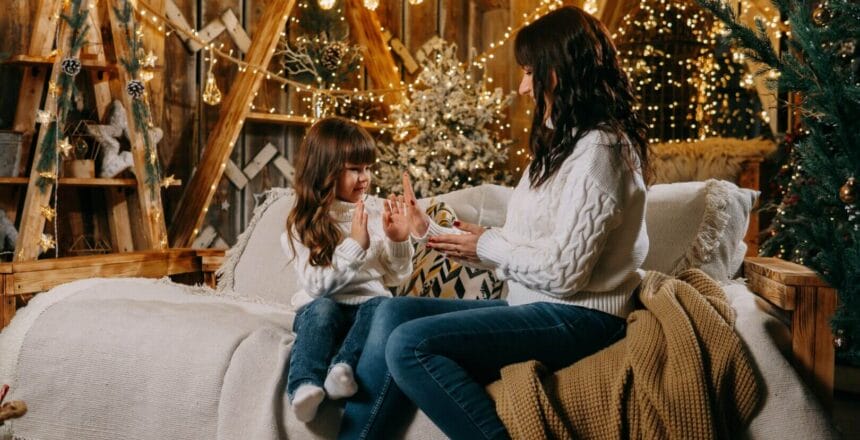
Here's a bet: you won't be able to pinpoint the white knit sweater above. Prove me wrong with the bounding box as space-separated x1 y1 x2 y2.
426 130 648 318
280 197 414 308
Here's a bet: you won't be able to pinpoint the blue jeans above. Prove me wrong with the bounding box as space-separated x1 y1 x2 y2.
386 301 627 440
286 296 386 400
337 297 507 440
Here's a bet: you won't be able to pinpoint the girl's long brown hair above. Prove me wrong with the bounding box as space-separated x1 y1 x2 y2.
514 6 650 188
286 117 376 267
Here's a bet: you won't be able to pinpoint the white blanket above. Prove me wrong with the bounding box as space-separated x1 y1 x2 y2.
0 278 295 440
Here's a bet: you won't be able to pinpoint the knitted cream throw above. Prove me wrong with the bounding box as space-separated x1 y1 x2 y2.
488 269 763 440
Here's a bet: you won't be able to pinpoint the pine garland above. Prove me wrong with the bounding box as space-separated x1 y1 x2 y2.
113 0 161 196
698 0 860 362
36 0 89 191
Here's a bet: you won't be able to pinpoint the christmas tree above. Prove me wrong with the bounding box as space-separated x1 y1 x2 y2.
698 0 860 363
615 0 770 143
374 40 514 197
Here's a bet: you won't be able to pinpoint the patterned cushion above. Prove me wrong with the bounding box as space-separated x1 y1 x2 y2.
393 202 507 300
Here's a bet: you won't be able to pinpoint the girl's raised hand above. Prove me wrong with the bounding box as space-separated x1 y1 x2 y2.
351 199 370 250
402 172 429 237
383 194 410 242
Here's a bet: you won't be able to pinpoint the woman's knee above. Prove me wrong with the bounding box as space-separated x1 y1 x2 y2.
384 323 421 379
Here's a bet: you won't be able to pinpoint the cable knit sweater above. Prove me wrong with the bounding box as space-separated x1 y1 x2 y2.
280 197 414 308
424 130 648 318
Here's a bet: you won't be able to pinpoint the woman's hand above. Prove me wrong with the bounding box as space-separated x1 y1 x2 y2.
351 199 370 250
402 172 430 238
427 222 486 264
383 194 410 242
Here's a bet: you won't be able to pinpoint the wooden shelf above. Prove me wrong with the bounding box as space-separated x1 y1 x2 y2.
3 54 118 73
245 112 394 132
0 177 181 187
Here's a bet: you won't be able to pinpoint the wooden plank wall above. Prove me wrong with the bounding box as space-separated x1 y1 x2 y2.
1 0 618 248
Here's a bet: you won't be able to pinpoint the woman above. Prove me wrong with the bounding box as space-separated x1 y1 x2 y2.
338 6 650 439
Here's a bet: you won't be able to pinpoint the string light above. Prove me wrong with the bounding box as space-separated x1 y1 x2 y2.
363 0 378 10
317 0 335 9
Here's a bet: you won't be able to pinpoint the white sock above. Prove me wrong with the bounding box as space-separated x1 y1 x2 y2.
291 384 325 423
324 363 358 400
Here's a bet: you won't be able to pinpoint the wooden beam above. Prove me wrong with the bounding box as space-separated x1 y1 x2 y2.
141 0 167 125
344 0 405 108
87 0 135 253
14 1 77 261
169 0 295 247
11 0 63 177
107 0 170 251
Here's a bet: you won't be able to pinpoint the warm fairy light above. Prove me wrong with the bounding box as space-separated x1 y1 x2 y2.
363 0 378 10
317 0 335 10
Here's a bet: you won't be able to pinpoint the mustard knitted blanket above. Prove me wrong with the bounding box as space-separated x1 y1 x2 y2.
488 269 763 440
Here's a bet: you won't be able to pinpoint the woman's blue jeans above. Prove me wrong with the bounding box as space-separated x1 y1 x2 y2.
337 297 506 439
286 296 386 400
337 297 626 440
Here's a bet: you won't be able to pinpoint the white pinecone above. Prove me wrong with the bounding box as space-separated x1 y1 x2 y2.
321 43 347 72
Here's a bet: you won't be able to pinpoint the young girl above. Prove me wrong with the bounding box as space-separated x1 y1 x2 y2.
282 117 413 423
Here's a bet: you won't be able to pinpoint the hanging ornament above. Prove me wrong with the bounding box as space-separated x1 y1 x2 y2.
203 71 222 105
834 329 847 350
57 137 73 156
36 110 54 124
126 80 145 99
39 233 56 253
40 205 56 222
202 47 222 106
143 50 158 68
840 177 856 204
48 81 61 98
318 0 335 10
812 2 831 27
160 174 179 188
61 57 82 76
363 0 378 10
321 42 347 72
140 70 155 82
38 171 57 180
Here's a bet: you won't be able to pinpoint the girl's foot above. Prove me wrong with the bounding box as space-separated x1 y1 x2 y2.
291 384 325 422
324 363 358 399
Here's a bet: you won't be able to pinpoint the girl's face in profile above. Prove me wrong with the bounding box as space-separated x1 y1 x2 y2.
336 162 372 203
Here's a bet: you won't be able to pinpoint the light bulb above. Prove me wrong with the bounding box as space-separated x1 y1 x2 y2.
363 0 378 10
408 0 423 5
318 0 335 10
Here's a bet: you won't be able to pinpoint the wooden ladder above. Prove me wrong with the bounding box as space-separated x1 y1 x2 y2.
7 0 169 261
169 0 403 247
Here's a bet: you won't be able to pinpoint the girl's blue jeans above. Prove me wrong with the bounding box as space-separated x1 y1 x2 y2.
336 296 626 440
286 296 386 400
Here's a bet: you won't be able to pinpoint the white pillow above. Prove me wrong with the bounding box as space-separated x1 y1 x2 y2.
641 179 758 283
217 188 301 306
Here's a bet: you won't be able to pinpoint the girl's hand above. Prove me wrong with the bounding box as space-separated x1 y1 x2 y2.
402 172 429 237
427 222 486 264
351 199 370 250
383 194 410 242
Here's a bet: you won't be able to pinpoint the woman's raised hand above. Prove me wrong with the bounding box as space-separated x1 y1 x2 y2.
383 194 410 242
351 199 370 250
402 172 429 238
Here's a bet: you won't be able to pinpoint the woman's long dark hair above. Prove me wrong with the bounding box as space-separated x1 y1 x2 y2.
514 6 649 188
286 117 376 267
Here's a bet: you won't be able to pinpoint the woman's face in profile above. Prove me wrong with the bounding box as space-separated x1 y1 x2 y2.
518 67 534 99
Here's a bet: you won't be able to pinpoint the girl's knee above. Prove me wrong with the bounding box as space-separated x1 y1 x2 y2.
302 297 339 318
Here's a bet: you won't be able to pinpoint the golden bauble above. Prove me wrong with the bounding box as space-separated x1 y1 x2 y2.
812 2 831 27
840 177 856 204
